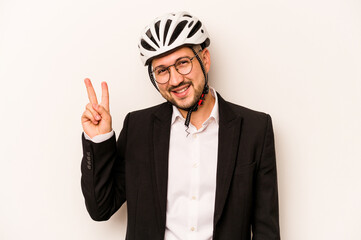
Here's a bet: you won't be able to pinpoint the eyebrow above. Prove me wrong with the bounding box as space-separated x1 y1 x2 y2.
153 56 190 69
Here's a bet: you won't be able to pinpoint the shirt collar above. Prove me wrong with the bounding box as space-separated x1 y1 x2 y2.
171 87 219 126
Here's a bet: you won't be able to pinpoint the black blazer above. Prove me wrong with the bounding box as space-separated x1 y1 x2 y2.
81 93 280 240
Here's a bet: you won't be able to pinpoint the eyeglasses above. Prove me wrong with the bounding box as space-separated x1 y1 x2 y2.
152 49 202 84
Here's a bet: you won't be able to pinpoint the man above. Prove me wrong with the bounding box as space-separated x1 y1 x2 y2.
81 11 280 240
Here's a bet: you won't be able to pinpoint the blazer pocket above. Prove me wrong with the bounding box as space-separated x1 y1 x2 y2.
234 161 256 175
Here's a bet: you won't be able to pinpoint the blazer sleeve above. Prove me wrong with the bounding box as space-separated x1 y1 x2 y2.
252 114 281 239
80 113 129 221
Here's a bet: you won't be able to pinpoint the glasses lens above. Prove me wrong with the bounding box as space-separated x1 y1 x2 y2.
176 57 192 75
152 57 193 84
153 67 169 84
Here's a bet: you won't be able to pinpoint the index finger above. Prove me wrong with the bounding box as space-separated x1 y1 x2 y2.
84 78 98 105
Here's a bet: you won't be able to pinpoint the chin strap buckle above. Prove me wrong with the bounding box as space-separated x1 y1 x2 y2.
198 93 206 106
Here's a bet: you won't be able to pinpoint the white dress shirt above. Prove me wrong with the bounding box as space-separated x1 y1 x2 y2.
84 88 219 240
165 87 219 240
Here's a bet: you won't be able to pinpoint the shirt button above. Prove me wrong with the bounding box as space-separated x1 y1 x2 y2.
191 227 195 231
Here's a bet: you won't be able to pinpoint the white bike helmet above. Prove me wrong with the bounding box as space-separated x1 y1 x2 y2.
139 11 210 66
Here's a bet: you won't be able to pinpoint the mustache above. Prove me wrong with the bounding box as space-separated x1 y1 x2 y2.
168 81 193 91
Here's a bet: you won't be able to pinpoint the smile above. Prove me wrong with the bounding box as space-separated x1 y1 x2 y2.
174 86 189 93
171 84 191 98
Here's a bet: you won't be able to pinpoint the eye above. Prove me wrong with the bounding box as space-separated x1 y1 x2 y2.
176 58 190 67
155 68 167 75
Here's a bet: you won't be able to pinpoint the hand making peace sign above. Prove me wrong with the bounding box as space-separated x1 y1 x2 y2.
81 78 112 139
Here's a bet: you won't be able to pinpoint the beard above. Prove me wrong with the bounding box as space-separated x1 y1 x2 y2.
162 80 204 111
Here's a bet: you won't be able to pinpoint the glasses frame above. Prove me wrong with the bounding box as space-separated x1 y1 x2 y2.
152 49 203 84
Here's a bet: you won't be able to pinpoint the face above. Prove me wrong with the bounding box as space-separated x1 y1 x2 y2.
152 47 210 110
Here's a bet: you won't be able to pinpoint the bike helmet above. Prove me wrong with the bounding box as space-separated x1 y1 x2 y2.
139 11 210 66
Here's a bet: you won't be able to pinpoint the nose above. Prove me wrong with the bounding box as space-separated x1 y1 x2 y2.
168 65 184 86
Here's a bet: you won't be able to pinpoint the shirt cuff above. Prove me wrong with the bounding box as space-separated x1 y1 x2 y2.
83 130 114 143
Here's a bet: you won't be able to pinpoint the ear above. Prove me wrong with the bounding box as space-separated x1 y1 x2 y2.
201 48 211 73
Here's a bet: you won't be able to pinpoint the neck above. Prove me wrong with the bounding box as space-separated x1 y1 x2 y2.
178 91 215 130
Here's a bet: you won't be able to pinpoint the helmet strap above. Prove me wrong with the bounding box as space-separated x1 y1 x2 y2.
184 47 209 130
148 64 160 91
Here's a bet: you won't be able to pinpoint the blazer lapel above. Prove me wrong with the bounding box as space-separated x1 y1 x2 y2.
151 102 172 232
213 93 243 227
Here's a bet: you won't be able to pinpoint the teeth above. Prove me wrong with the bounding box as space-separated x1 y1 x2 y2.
176 86 188 93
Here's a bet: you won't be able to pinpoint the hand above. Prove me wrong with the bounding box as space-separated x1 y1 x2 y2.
81 78 112 139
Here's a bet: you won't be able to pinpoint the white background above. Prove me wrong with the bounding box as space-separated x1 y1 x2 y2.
1 0 360 239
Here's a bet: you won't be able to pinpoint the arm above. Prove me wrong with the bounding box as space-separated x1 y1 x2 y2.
80 113 129 221
80 78 127 221
252 115 281 239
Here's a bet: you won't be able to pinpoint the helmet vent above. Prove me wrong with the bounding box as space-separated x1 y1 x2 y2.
183 14 192 18
169 20 188 46
163 19 172 45
187 21 202 38
146 29 160 48
154 20 161 41
188 21 194 28
141 39 156 51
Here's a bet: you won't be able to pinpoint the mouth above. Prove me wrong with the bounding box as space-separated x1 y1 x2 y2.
171 84 190 98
